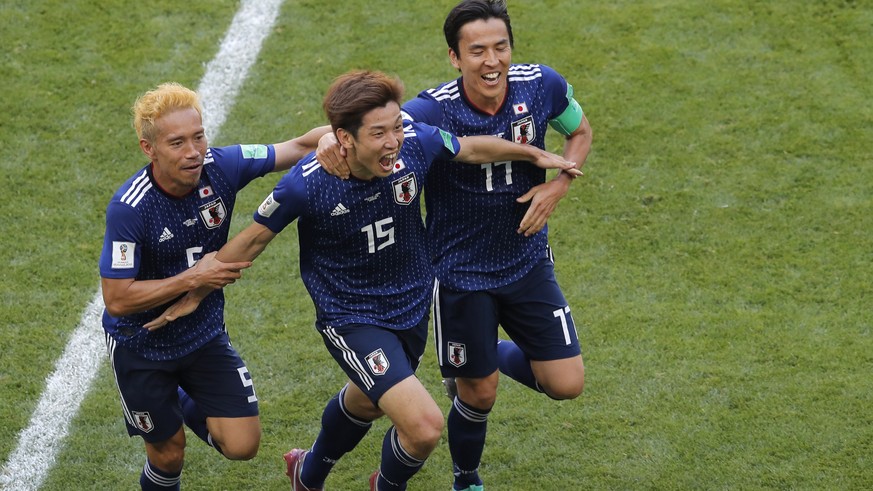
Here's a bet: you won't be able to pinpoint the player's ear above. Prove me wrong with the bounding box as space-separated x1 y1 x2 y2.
139 138 156 159
336 128 355 149
449 48 461 71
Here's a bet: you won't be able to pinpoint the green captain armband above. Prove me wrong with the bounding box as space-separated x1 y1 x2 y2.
548 83 584 136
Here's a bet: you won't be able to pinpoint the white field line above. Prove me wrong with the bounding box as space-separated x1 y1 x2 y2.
0 1 284 489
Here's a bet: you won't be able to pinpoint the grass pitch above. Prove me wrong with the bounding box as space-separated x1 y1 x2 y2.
2 0 872 489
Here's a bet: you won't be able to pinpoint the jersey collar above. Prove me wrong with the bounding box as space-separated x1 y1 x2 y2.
458 77 509 117
147 163 196 200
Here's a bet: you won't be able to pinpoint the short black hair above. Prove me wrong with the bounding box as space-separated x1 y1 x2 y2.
443 0 514 56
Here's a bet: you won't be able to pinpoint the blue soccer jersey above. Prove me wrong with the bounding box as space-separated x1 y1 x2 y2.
99 145 276 361
253 122 460 331
402 64 572 291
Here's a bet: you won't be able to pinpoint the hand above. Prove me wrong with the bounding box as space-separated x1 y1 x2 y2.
316 132 350 179
191 252 251 289
532 150 583 176
143 290 207 331
515 177 571 236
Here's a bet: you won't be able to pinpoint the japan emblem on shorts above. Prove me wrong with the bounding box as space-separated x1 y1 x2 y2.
132 411 154 433
198 197 227 229
447 341 467 367
366 348 390 376
511 115 535 145
391 173 417 205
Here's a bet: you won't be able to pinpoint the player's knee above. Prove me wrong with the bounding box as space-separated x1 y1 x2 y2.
457 378 498 409
422 408 444 446
219 439 259 461
148 444 186 473
405 409 444 457
542 369 584 400
545 380 584 400
208 416 261 460
463 392 497 410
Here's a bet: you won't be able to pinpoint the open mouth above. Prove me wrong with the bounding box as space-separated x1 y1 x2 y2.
482 71 501 86
379 152 397 172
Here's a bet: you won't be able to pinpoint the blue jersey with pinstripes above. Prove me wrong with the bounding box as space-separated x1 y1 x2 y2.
402 64 571 291
253 122 460 331
99 145 276 361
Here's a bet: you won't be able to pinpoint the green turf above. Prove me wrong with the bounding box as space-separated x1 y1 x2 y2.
2 0 872 489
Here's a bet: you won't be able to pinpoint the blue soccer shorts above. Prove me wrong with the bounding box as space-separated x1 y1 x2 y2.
106 330 259 443
318 316 428 405
432 254 581 379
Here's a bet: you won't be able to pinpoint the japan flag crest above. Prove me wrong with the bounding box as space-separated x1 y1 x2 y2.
198 197 227 229
132 411 154 433
392 173 417 205
447 341 467 367
511 115 535 145
366 349 390 375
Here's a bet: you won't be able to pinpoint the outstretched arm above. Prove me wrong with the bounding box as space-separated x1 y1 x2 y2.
272 125 334 172
143 223 278 330
102 251 251 318
214 222 278 264
454 135 582 174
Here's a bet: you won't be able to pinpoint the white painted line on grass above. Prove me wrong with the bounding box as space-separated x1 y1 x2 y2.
199 0 284 142
0 294 105 490
0 1 284 489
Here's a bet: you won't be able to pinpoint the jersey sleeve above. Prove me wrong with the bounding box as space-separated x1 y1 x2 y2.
541 65 585 135
539 65 572 119
209 144 277 190
402 94 443 126
410 122 461 163
252 160 308 234
99 201 145 279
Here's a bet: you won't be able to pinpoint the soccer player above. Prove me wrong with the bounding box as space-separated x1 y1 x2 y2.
318 1 592 489
145 70 578 491
406 2 592 489
99 82 329 490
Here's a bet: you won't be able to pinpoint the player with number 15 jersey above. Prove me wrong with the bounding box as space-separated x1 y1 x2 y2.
255 120 455 333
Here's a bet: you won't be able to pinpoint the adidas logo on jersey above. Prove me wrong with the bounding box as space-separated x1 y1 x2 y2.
330 203 350 216
158 227 174 243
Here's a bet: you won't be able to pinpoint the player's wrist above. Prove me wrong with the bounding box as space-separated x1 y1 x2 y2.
558 168 578 182
190 286 211 300
182 266 207 290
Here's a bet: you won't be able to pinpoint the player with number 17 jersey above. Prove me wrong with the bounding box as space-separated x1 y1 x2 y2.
253 121 460 331
99 144 276 361
402 64 574 291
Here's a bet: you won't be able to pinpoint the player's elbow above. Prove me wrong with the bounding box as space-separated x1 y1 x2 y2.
102 298 129 318
101 288 131 317
573 116 592 142
101 278 136 317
